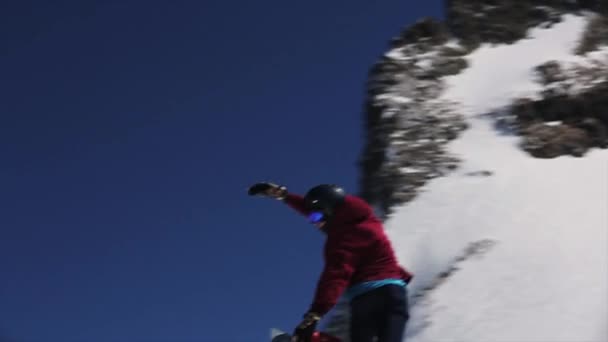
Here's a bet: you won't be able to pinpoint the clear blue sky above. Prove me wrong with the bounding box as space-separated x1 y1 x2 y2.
0 1 442 341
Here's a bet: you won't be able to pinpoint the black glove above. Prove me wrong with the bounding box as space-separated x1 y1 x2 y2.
247 182 287 200
292 312 321 342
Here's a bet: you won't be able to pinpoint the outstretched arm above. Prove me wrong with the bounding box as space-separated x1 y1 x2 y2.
283 193 311 216
248 182 311 216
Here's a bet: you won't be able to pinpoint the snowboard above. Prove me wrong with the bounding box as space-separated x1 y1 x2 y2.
271 328 341 342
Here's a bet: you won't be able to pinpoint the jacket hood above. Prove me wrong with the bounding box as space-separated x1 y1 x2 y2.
326 195 375 229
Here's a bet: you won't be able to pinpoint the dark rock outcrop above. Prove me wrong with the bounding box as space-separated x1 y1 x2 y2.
360 1 608 213
360 18 468 215
511 58 608 155
391 17 451 48
522 123 591 158
535 61 566 85
445 0 600 48
576 13 608 54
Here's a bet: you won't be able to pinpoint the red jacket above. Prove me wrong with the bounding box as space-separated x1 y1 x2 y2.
285 193 413 315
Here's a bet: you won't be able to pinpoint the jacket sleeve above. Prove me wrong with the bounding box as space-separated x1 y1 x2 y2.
283 193 311 216
309 236 359 316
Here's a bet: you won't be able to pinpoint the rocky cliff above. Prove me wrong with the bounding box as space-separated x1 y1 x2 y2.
359 0 608 215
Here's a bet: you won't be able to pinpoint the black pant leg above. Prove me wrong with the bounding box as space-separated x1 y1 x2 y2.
350 285 409 342
350 289 383 342
377 285 409 342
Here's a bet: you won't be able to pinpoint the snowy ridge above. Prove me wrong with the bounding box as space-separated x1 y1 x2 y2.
383 14 608 342
442 14 589 113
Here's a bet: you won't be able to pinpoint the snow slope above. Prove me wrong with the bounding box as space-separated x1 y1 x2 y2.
384 14 608 342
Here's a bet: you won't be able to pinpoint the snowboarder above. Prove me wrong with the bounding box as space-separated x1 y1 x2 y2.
248 182 413 342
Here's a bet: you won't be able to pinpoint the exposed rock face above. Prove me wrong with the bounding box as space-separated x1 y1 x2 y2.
576 13 608 54
522 123 591 158
359 1 608 214
445 0 604 48
359 18 468 216
512 58 608 156
390 18 451 47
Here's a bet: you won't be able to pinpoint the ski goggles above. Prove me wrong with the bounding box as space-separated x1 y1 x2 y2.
308 211 325 224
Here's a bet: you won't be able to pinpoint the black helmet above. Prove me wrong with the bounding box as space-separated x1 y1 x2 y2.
304 184 346 216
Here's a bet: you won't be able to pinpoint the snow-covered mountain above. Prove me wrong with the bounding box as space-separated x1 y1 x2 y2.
357 1 607 341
